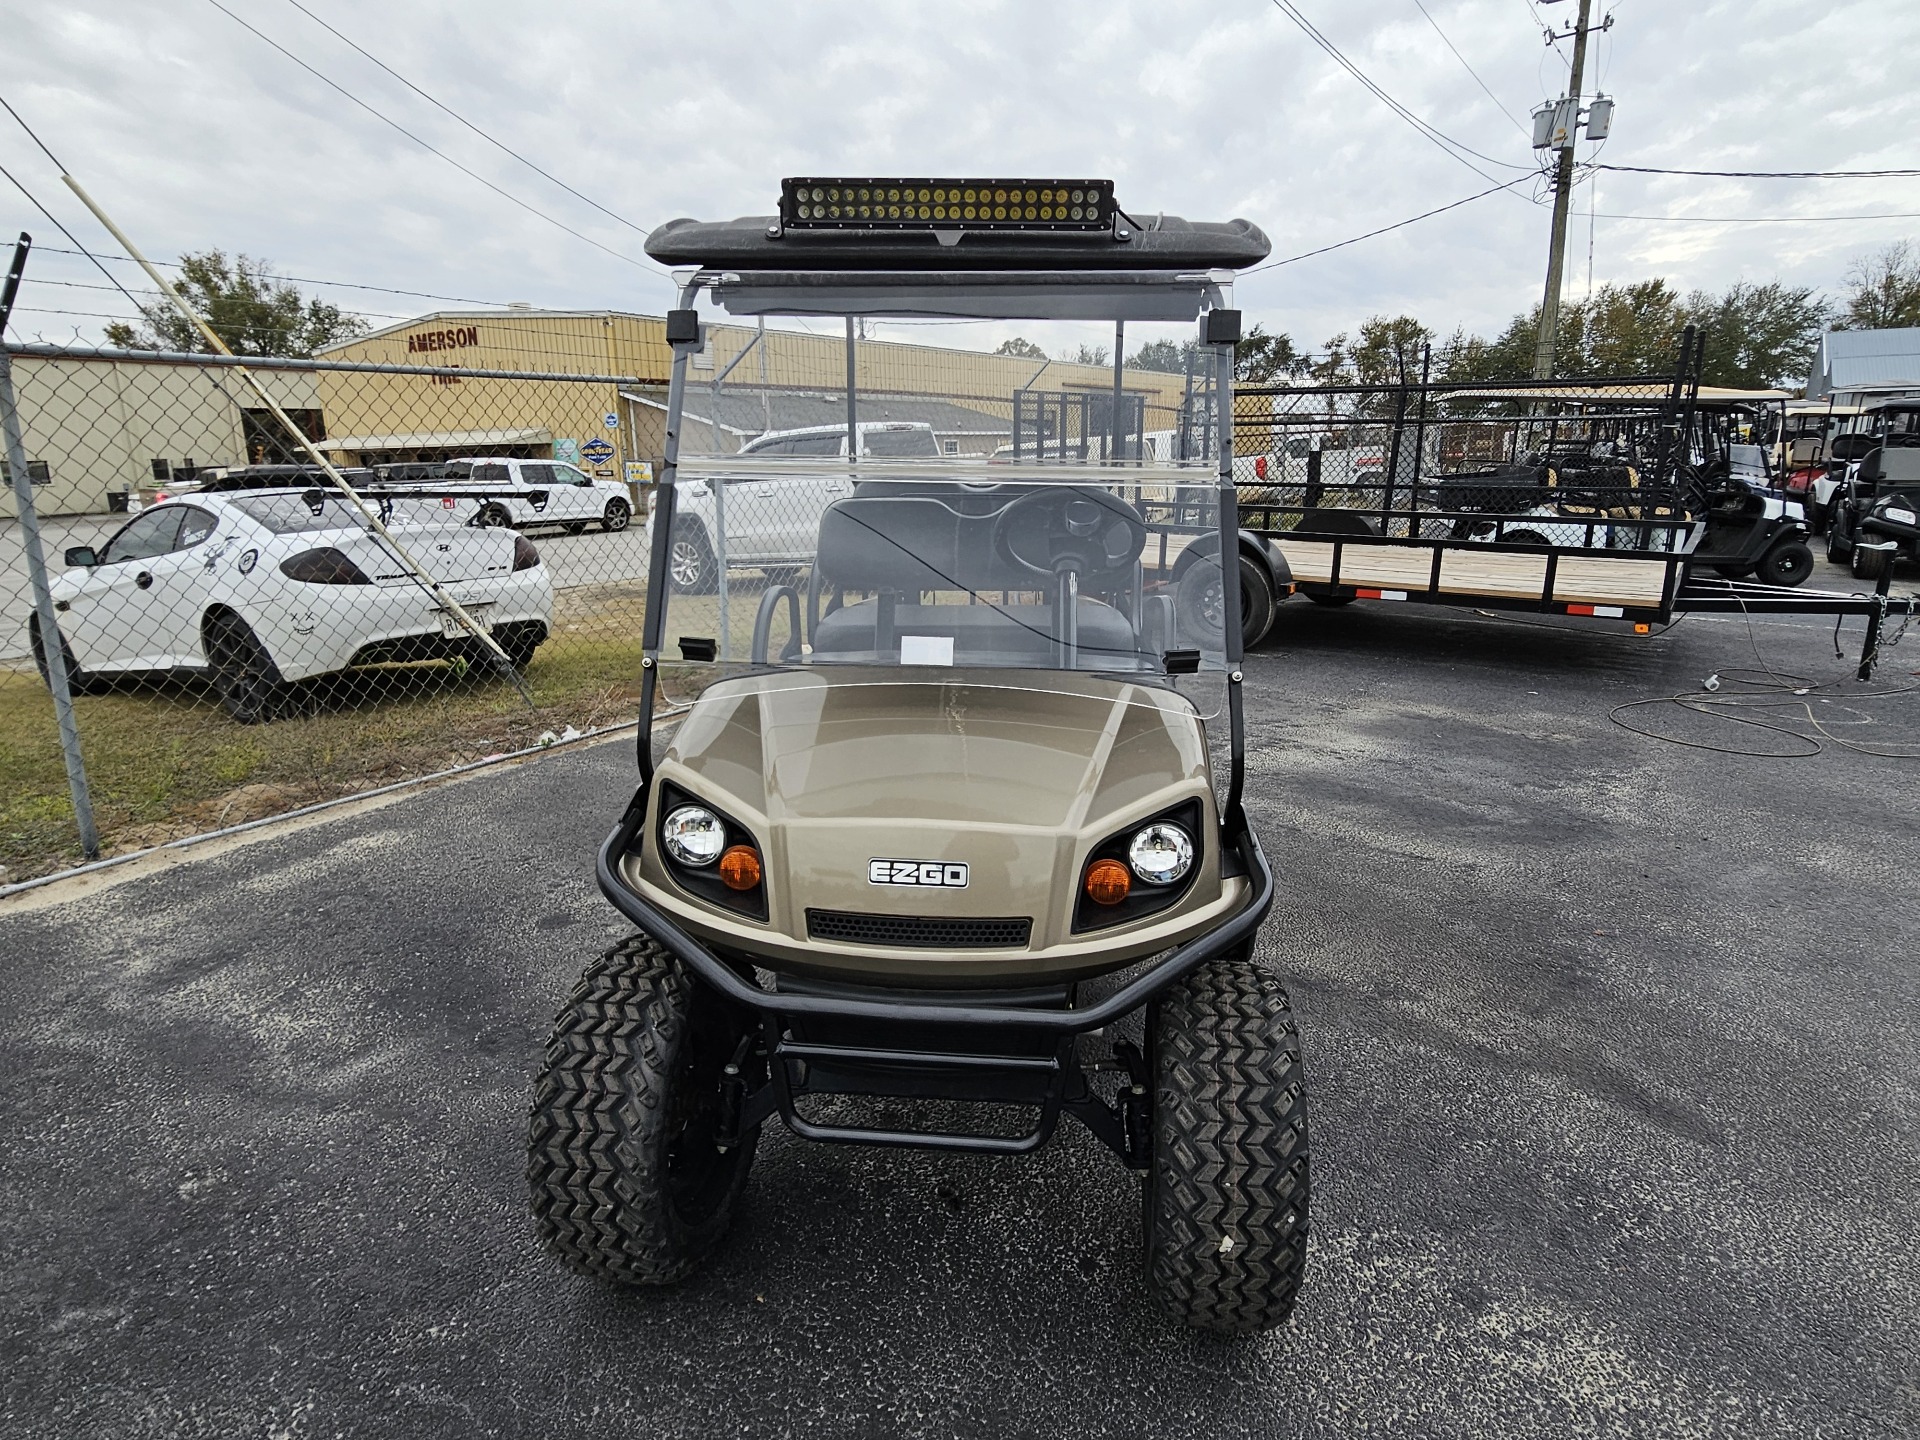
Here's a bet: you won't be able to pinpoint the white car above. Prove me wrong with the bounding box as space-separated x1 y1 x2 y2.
33 489 553 722
668 422 939 592
383 457 636 535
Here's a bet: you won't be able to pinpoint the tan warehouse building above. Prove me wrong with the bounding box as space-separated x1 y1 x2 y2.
4 311 1201 515
312 309 1197 475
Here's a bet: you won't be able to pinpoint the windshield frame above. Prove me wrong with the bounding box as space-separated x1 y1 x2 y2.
636 266 1247 812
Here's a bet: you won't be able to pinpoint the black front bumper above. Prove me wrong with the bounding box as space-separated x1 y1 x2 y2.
593 795 1277 1158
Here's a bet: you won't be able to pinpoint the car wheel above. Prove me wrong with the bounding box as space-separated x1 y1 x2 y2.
603 497 632 533
28 616 105 696
1756 540 1813 587
1826 511 1853 563
1851 542 1888 581
478 502 515 529
669 521 718 595
1145 950 1309 1336
203 614 287 725
492 624 545 673
528 933 759 1286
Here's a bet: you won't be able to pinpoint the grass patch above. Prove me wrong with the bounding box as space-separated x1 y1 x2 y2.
0 633 646 882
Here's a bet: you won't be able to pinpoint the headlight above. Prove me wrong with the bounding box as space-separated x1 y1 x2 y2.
662 805 726 866
1885 504 1918 526
1128 823 1193 886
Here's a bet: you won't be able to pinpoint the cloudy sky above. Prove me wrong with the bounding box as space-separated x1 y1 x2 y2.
3 0 1917 357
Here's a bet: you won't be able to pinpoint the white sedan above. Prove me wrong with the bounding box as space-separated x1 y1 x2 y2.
32 489 553 723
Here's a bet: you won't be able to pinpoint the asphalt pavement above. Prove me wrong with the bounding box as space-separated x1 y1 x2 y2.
2 594 1916 1439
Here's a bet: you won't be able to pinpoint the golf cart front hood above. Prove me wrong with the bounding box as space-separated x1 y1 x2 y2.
625 668 1237 979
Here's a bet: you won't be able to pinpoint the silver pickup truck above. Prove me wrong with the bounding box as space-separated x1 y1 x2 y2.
667 421 941 592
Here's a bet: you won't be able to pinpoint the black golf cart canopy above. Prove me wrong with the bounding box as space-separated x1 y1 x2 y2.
646 213 1270 273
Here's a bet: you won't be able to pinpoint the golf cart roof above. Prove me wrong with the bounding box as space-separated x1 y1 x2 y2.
646 213 1270 273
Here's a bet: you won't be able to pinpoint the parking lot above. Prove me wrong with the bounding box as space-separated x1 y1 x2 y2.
3 595 1914 1439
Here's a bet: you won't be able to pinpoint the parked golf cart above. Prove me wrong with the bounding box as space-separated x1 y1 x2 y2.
1826 399 1920 580
526 180 1309 1335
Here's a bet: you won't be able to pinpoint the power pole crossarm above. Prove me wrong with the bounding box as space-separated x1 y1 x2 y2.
1531 0 1596 381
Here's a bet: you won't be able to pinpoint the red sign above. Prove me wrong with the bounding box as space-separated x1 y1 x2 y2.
408 326 479 353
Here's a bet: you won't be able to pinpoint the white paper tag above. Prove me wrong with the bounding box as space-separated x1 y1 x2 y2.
900 634 954 666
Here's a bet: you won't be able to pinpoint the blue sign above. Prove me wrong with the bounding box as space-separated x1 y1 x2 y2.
581 438 616 464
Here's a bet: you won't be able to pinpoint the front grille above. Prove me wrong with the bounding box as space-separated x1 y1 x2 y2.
805 909 1032 950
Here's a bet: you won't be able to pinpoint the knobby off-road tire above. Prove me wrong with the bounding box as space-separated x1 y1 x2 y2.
1146 954 1310 1336
528 934 759 1285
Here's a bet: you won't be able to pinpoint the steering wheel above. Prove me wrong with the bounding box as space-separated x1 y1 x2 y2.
990 486 1148 582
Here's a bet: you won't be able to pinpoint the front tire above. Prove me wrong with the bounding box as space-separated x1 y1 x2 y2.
1756 539 1813 587
1145 953 1310 1336
1851 542 1889 581
528 935 759 1286
28 616 105 696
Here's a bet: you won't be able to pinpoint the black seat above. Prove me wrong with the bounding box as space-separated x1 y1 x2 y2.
811 598 1144 668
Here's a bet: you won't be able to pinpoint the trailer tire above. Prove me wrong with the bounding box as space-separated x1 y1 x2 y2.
528 934 759 1286
1756 540 1813 587
1145 952 1309 1336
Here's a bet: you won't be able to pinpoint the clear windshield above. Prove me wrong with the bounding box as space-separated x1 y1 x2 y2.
652 314 1234 714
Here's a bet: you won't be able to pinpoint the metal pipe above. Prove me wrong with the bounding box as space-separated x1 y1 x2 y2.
1 342 100 861
844 317 858 456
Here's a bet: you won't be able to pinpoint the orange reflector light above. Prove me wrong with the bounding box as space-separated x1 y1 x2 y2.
1634 623 1651 634
718 845 762 891
1085 858 1131 906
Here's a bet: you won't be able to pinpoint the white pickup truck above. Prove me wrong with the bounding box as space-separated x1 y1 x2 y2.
667 422 940 592
381 457 635 535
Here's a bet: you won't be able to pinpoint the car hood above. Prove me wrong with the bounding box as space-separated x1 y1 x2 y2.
663 668 1210 833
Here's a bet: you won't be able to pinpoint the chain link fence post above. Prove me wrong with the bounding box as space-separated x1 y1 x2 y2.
0 348 100 860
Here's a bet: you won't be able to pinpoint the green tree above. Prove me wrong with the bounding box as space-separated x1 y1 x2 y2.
105 250 367 357
1683 280 1829 388
993 336 1048 359
1833 240 1920 330
1067 342 1111 366
1235 324 1305 384
1127 336 1194 373
1349 314 1434 386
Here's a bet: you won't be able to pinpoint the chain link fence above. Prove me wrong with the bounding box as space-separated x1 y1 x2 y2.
0 319 1217 882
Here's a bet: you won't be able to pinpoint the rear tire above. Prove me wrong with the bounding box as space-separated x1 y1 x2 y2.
1145 953 1310 1336
478 502 515 530
603 497 632 533
1756 540 1813 587
203 614 286 725
528 934 759 1286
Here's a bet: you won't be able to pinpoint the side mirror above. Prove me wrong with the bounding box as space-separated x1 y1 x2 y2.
64 545 99 568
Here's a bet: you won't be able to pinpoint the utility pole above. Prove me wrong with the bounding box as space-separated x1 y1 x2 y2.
1530 0 1612 379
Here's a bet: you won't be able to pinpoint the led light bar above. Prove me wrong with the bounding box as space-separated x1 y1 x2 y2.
781 178 1116 231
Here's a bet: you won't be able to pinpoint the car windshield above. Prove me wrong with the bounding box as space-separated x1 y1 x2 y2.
230 491 469 534
653 311 1237 712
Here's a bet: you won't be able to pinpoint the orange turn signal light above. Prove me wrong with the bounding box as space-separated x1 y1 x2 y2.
718 845 763 891
1085 858 1131 906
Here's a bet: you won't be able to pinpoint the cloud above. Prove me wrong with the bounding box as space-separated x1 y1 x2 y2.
3 0 1916 353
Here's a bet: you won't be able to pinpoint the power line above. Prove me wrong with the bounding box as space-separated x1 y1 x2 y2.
32 246 528 308
1243 176 1533 273
0 158 155 322
279 0 650 238
1410 0 1532 136
1595 163 1920 179
204 0 666 277
19 274 415 321
1266 0 1536 182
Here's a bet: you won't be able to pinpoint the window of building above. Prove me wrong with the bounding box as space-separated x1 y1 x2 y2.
150 458 172 481
0 459 52 485
942 439 961 455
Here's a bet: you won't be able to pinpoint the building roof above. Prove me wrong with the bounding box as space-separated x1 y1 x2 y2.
620 387 1010 439
323 426 553 451
1807 327 1920 399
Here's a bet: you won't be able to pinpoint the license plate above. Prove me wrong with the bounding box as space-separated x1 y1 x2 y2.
438 604 492 637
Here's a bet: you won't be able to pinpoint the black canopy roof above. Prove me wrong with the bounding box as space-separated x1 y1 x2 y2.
645 214 1270 272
